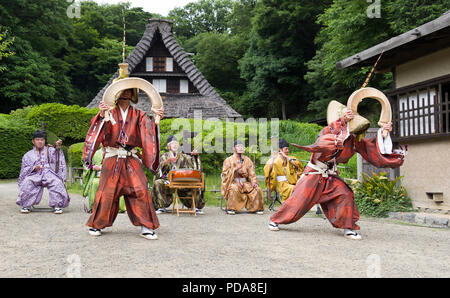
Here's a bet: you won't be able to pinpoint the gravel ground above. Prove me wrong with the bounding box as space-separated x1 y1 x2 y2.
1 181 450 278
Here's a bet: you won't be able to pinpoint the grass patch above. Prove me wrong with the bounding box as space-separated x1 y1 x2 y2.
66 182 84 196
0 179 17 184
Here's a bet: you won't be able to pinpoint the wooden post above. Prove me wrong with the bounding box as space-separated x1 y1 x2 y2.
69 167 73 184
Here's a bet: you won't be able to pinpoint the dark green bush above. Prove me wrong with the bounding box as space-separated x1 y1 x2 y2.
7 104 325 175
24 103 98 145
277 120 322 148
0 116 36 178
3 104 343 179
353 172 413 217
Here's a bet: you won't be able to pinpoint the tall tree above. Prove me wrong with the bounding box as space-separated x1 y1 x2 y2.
168 0 249 111
305 0 450 119
168 0 234 45
0 0 73 112
0 38 57 112
0 30 14 73
194 33 247 93
228 0 257 38
64 1 142 106
238 0 332 119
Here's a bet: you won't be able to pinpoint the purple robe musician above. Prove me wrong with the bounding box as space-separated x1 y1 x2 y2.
16 130 70 214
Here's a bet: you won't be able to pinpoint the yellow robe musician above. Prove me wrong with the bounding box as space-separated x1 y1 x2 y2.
264 139 304 203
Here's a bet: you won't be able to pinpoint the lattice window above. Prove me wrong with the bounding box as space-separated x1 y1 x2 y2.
389 75 450 140
153 57 166 72
397 88 438 136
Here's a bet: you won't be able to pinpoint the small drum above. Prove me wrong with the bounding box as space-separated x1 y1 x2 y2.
170 169 202 182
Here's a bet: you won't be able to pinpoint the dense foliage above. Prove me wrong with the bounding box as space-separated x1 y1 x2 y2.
0 0 155 112
68 142 85 168
353 172 413 217
0 115 35 178
24 103 99 144
1 0 448 120
305 0 450 119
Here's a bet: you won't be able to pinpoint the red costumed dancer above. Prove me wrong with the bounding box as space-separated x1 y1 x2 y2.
268 107 406 240
83 65 164 240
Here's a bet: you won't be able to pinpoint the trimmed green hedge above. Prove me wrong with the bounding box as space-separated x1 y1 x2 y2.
0 116 36 178
157 118 324 174
4 103 342 178
25 103 99 144
65 118 325 175
3 104 78 178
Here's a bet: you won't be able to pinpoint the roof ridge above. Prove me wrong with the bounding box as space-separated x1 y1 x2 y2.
336 10 450 69
87 19 240 117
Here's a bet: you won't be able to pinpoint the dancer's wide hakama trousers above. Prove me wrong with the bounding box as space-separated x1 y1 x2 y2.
270 169 360 230
87 156 159 230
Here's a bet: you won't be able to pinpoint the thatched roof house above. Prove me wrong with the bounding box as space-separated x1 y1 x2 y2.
88 18 241 119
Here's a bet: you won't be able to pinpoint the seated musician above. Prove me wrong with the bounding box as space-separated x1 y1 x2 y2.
151 135 205 214
16 130 70 214
221 140 264 215
264 138 304 203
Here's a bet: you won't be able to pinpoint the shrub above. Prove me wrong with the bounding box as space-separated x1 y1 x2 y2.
7 104 325 175
353 172 412 217
24 103 99 145
0 115 35 178
277 120 322 148
68 142 85 168
157 118 323 174
9 105 35 120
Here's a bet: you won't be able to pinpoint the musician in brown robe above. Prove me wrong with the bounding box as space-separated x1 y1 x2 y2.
221 140 264 215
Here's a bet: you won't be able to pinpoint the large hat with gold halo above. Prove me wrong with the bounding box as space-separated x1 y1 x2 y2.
102 63 163 124
326 87 392 136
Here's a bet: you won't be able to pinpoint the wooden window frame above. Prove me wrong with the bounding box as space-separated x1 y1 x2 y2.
152 79 167 93
153 56 166 72
387 74 450 142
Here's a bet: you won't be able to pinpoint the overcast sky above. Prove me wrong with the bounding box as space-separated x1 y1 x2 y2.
91 0 197 16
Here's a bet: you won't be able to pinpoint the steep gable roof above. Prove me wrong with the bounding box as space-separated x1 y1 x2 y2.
87 18 241 118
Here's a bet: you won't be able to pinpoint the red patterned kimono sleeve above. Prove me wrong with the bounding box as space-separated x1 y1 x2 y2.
139 114 160 172
354 136 404 168
83 112 108 168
